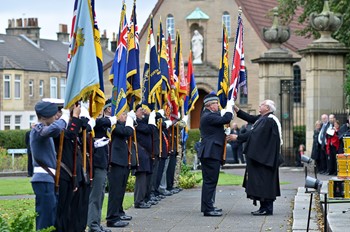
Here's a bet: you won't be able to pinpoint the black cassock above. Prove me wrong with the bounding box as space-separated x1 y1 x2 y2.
237 110 281 201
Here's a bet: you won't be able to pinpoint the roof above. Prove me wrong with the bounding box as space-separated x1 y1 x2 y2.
186 7 210 20
0 34 115 73
236 0 313 51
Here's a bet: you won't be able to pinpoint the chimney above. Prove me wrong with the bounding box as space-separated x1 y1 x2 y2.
57 24 69 43
6 17 41 45
100 30 109 50
110 32 117 52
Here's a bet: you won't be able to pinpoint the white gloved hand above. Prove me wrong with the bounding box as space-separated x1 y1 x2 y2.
127 110 136 121
164 120 172 129
108 116 117 126
226 99 235 114
220 109 227 116
224 128 231 135
148 110 156 126
88 118 96 129
182 115 188 125
60 108 70 126
126 115 135 129
158 109 165 117
94 137 109 148
79 105 90 119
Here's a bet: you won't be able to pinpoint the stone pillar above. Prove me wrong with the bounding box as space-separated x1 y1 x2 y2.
251 7 300 165
299 0 349 151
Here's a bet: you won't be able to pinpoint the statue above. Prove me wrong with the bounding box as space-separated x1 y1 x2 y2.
191 30 203 64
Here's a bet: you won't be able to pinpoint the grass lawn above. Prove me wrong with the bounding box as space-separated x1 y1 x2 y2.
194 171 244 186
0 177 34 196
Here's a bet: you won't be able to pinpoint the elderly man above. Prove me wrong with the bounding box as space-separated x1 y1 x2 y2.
228 99 282 216
198 93 233 216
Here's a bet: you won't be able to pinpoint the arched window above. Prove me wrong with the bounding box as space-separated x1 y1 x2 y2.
293 65 301 103
222 12 231 37
166 14 175 41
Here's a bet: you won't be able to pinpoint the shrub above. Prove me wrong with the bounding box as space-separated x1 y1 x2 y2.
0 130 27 150
0 147 27 172
126 174 135 192
178 164 201 189
0 212 55 232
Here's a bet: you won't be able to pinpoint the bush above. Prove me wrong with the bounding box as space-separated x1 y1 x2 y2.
0 212 55 232
178 164 201 189
126 174 135 192
0 130 27 150
294 125 306 150
0 147 27 172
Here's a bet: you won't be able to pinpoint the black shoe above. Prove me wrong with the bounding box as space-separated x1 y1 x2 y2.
214 207 222 212
100 226 112 232
106 220 129 228
157 194 166 199
204 211 222 217
252 210 272 216
134 202 151 209
120 215 132 220
251 209 262 215
147 200 158 205
150 196 159 202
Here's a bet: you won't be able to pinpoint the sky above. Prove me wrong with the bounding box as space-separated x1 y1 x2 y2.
0 0 158 40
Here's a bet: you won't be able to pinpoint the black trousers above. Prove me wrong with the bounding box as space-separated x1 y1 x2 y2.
71 181 90 232
55 178 74 232
156 158 167 191
319 149 328 172
260 200 274 213
150 156 160 193
166 154 177 190
106 164 129 223
200 158 221 213
134 172 147 205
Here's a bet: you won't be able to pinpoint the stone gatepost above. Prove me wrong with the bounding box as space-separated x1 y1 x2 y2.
299 0 349 152
252 7 300 165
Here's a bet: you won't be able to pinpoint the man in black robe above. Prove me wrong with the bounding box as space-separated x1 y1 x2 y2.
228 99 281 216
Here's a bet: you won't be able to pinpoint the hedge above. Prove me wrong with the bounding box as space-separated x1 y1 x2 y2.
0 130 28 149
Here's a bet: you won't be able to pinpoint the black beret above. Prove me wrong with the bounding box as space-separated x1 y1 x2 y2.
103 98 112 110
35 101 58 118
135 104 142 111
203 93 219 105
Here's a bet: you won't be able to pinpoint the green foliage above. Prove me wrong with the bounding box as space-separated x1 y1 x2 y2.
0 147 27 172
178 165 201 189
126 174 135 192
186 129 200 151
0 178 33 196
0 130 27 150
293 125 306 150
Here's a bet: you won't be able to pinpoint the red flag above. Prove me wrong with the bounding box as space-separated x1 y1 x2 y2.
167 33 178 121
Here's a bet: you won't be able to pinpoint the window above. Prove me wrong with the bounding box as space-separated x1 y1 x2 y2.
166 14 175 41
293 65 301 103
4 115 11 130
14 75 21 99
50 77 57 98
15 115 21 130
239 69 248 105
60 77 66 99
29 80 34 96
29 115 36 127
39 80 44 97
3 75 10 99
222 12 231 38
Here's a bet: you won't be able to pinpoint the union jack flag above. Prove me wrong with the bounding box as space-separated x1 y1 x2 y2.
228 14 247 101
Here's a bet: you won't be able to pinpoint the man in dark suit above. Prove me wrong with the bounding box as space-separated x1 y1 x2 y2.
106 110 135 228
228 99 282 216
198 93 233 217
318 114 329 174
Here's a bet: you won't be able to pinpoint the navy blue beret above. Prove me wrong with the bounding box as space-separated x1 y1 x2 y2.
103 98 112 110
35 101 58 118
203 93 219 105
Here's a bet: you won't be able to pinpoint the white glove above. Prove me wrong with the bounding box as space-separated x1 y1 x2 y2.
127 110 136 121
158 109 165 117
88 118 96 129
220 109 227 116
182 115 188 126
108 116 117 126
60 109 70 126
79 105 90 119
226 99 235 114
224 128 231 135
94 137 109 148
126 115 135 129
148 110 156 126
164 120 172 129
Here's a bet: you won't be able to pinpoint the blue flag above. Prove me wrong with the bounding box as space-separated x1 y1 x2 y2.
217 24 229 109
65 0 100 111
109 3 128 116
184 52 198 115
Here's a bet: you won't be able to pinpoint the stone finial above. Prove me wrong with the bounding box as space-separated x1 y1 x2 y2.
262 7 290 48
309 0 343 42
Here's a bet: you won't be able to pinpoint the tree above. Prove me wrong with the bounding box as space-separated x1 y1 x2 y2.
277 0 350 100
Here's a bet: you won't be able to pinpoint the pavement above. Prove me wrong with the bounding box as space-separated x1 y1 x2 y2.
2 166 350 231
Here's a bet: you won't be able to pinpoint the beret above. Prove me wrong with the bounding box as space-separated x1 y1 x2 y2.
35 101 58 118
135 104 142 111
103 98 112 110
203 93 219 105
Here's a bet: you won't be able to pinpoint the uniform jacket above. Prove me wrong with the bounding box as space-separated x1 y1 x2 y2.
198 109 232 161
135 117 155 173
93 117 112 169
110 121 134 167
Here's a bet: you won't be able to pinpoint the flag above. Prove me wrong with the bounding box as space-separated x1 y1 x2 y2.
217 24 229 109
157 19 170 109
174 31 187 109
228 14 247 101
141 16 161 111
90 0 105 118
167 33 178 121
65 0 101 112
126 1 141 110
109 3 128 117
184 52 198 115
